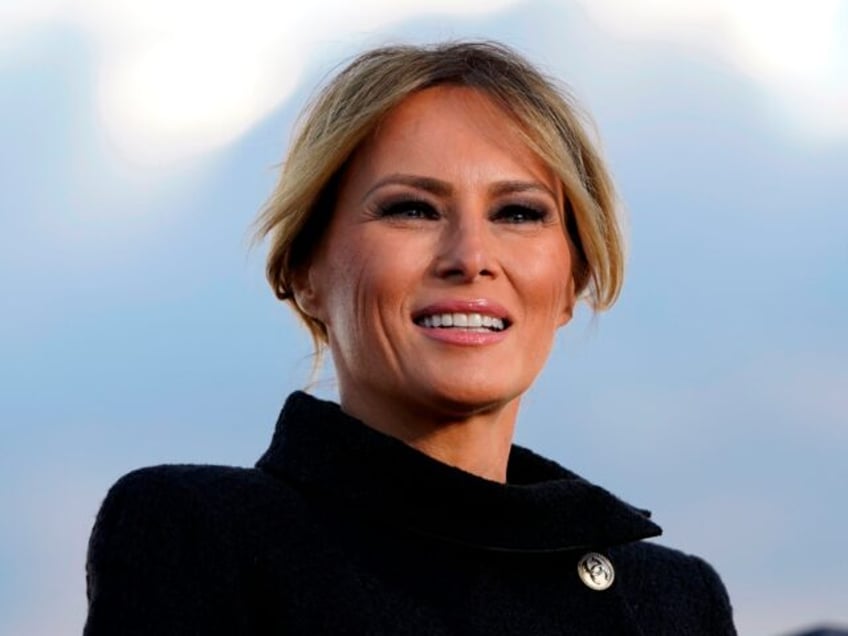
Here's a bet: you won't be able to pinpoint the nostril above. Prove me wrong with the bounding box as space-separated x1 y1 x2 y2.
436 263 495 282
434 239 497 281
429 216 499 282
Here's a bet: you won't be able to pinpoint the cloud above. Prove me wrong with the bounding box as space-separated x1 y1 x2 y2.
4 0 846 169
578 0 848 143
1 0 519 167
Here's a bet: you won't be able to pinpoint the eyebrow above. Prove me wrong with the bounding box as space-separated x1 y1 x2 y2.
362 174 452 202
361 173 558 203
490 180 558 201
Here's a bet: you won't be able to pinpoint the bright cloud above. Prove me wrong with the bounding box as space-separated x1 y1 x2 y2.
2 0 519 166
580 0 848 142
2 0 845 167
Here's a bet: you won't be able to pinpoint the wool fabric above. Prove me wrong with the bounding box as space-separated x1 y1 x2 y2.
84 391 736 635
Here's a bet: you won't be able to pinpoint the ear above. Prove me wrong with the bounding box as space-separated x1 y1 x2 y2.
290 265 325 323
557 275 577 328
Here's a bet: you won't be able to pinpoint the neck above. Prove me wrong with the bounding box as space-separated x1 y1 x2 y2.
338 390 520 483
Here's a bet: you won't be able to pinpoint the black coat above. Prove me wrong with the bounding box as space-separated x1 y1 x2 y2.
84 392 736 635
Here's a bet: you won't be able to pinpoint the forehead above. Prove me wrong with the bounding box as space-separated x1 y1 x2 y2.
342 85 560 197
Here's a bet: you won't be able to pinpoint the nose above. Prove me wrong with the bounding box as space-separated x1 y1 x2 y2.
433 214 497 283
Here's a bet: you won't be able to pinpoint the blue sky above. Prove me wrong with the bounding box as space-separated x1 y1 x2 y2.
2 2 847 634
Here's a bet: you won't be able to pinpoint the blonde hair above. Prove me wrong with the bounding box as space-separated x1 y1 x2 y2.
254 41 624 357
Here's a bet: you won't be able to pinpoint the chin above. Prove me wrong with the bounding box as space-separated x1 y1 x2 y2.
414 379 527 419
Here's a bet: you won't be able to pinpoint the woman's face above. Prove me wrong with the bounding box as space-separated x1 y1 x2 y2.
296 85 575 420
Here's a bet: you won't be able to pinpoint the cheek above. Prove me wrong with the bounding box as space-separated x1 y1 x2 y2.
520 244 574 322
330 230 432 305
319 244 402 340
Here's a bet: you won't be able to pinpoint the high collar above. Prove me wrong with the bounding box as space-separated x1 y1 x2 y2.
257 392 661 553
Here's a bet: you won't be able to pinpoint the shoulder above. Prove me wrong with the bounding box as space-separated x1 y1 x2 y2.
89 463 307 553
96 463 287 514
85 464 307 634
101 462 281 500
611 539 727 593
611 540 736 635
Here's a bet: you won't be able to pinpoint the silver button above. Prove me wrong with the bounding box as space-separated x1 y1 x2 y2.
577 552 615 591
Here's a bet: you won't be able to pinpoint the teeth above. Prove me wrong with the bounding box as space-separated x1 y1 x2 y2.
418 312 506 331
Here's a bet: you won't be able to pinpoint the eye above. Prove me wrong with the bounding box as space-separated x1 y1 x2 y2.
492 204 549 224
377 199 440 220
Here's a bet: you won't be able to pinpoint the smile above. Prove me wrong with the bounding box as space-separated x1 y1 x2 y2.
415 312 508 332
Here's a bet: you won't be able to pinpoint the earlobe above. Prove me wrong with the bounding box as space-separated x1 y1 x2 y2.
558 304 575 328
291 267 324 322
557 277 577 327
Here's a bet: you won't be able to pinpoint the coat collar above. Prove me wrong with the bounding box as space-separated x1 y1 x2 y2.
257 391 661 553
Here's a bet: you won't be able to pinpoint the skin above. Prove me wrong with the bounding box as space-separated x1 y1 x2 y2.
294 85 576 482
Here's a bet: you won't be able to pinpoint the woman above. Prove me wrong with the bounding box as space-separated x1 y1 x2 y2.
84 41 736 635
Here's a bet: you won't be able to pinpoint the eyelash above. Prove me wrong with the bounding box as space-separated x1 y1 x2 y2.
492 204 549 224
376 199 439 220
376 200 550 224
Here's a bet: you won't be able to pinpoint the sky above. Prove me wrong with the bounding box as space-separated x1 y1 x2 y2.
1 1 847 634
